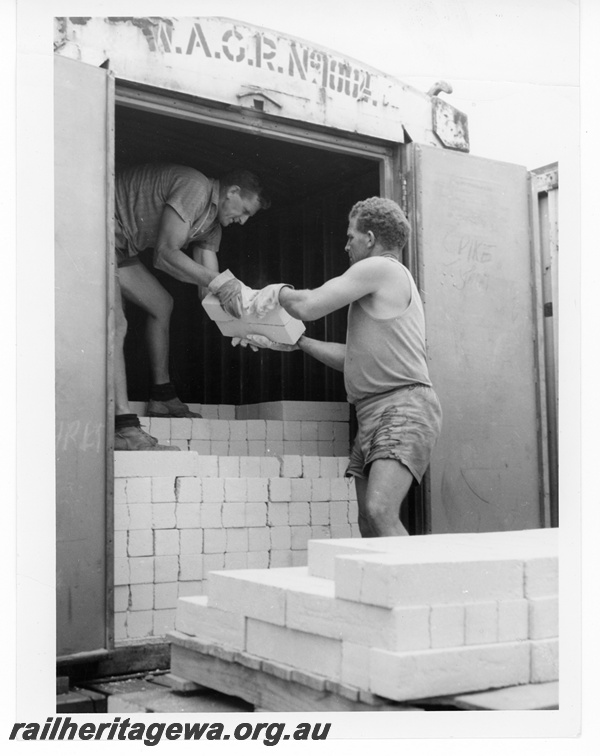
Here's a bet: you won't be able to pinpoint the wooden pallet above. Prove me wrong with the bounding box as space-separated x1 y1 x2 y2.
167 631 559 712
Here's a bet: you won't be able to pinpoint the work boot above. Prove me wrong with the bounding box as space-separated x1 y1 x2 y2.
147 397 202 418
115 424 180 451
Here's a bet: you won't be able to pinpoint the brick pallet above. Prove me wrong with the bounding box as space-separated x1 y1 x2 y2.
168 528 559 710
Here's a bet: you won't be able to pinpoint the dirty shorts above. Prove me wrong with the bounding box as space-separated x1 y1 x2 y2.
346 384 442 484
114 217 140 268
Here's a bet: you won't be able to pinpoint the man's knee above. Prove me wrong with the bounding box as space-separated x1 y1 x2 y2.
115 306 128 346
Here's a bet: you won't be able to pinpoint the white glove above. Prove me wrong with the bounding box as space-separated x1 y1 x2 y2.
250 283 294 318
231 336 259 352
242 334 301 352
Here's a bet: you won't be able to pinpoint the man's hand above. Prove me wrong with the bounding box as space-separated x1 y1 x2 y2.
250 283 293 318
208 269 246 318
232 334 301 352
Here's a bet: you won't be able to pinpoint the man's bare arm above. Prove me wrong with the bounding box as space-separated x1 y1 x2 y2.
297 335 346 372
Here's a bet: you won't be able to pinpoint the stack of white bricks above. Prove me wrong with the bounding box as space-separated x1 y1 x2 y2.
171 528 558 702
114 404 359 642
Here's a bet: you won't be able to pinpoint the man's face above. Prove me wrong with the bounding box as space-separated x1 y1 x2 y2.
345 217 372 266
218 187 261 227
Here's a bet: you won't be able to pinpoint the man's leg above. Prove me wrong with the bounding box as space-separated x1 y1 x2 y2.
360 459 413 537
354 476 378 537
118 261 173 385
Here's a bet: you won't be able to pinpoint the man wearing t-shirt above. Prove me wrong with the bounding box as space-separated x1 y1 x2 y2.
114 163 270 451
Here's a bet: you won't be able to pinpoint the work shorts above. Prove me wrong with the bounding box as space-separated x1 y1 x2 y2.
346 384 442 484
114 218 138 267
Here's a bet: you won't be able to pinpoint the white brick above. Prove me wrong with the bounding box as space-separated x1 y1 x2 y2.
498 599 529 642
128 503 153 530
208 570 288 625
202 478 224 502
289 502 311 526
114 613 127 642
525 558 559 598
114 451 198 478
129 557 154 585
291 551 308 567
283 421 301 441
249 527 271 552
219 456 239 478
330 524 352 539
270 551 293 567
114 531 128 558
114 585 130 613
267 502 289 526
151 502 176 529
301 422 319 441
171 418 192 439
281 456 302 478
341 642 370 689
229 420 247 440
260 457 281 477
176 477 202 503
302 457 321 478
265 421 283 441
266 441 284 455
128 530 153 557
311 479 330 503
176 502 201 529
114 478 127 505
176 595 245 649
204 528 226 554
154 583 179 609
348 500 359 524
196 456 219 477
465 602 498 645
126 610 154 639
530 639 559 683
247 420 267 440
212 442 228 457
247 551 270 569
127 477 152 504
330 501 349 525
153 609 176 637
154 555 178 583
246 618 342 679
311 526 331 540
203 553 225 574
270 526 291 551
239 458 262 478
529 596 559 640
246 478 269 502
310 501 329 525
225 478 247 503
130 583 154 611
209 419 230 441
222 502 246 528
179 555 204 581
225 552 249 570
229 441 248 456
319 457 340 477
180 529 203 555
226 528 249 553
245 502 268 527
269 478 291 502
291 526 311 551
114 504 129 531
189 440 211 455
114 557 129 586
154 529 180 556
370 642 531 701
291 479 311 502
190 419 211 440
430 604 465 649
336 553 525 608
249 441 267 455
149 417 171 439
171 439 188 451
178 580 205 597
330 479 349 501
199 502 222 529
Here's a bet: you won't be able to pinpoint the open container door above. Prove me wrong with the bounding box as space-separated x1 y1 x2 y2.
55 55 114 660
406 144 546 534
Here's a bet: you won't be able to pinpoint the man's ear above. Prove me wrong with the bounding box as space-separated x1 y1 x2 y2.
227 185 241 198
366 230 375 247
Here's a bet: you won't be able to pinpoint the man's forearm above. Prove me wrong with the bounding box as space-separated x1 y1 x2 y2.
296 335 345 372
155 247 218 287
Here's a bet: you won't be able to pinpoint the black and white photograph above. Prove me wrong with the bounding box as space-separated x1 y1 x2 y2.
5 0 594 751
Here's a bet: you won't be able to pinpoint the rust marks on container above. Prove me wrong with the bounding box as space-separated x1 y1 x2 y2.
432 96 470 152
105 16 175 52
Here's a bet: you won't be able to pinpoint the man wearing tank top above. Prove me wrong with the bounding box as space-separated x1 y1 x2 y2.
245 197 442 537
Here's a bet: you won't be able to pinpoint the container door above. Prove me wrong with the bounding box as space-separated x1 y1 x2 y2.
407 144 544 533
55 55 114 658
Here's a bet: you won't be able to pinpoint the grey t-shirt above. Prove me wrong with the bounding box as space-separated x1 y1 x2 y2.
114 164 222 260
